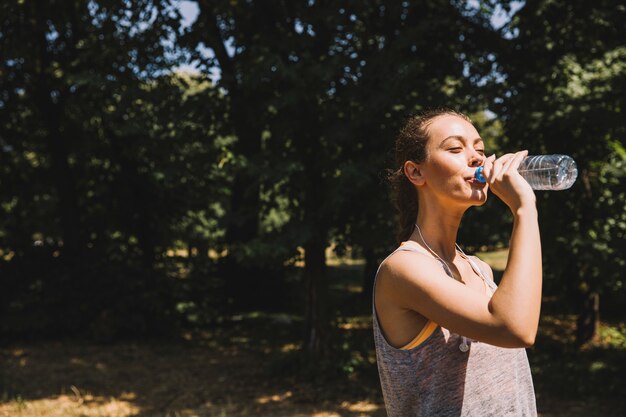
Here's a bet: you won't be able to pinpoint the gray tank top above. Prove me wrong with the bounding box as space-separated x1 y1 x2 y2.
373 244 537 417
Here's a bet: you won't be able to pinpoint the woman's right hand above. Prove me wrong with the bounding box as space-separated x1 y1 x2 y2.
482 150 536 213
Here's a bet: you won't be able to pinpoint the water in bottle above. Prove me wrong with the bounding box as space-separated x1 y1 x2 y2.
474 154 578 190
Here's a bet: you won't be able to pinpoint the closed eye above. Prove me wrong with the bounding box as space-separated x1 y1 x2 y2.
447 147 485 154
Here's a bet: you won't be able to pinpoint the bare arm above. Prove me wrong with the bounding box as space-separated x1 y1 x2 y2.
380 151 542 348
488 206 542 346
485 150 542 346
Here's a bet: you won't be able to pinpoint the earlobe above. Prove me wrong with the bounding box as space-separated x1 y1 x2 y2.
404 160 426 186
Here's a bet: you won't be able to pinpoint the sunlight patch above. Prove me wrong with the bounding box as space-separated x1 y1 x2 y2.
0 395 139 417
280 343 300 352
255 390 293 404
341 400 380 412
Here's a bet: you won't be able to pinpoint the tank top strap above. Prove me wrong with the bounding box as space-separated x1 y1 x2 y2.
372 245 421 281
372 242 474 353
399 241 455 277
373 242 453 283
371 243 450 352
457 249 498 292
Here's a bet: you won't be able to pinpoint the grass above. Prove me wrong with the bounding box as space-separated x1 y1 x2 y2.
475 248 509 272
1 250 625 417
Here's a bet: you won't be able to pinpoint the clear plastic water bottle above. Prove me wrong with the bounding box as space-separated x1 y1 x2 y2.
474 154 578 190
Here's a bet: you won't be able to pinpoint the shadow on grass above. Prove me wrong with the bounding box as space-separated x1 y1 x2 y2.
1 310 385 416
530 314 626 414
2 262 626 417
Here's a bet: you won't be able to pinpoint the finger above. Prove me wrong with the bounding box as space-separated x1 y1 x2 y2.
499 153 519 175
500 151 527 179
491 153 515 182
508 150 529 172
482 154 496 180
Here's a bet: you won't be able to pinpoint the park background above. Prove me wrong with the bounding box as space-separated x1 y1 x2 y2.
1 0 625 416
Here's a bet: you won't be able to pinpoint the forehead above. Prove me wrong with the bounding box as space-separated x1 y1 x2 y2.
426 114 479 142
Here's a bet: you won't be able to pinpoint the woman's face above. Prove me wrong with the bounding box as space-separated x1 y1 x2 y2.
419 114 488 206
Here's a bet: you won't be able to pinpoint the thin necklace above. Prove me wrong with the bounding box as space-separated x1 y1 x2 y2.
413 223 471 352
414 223 455 273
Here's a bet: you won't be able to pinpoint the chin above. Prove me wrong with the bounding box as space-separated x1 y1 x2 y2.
469 189 488 205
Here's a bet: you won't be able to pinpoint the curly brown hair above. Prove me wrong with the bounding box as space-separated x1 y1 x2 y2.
388 109 472 243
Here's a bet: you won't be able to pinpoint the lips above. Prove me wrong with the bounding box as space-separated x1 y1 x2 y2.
465 168 484 184
466 177 483 185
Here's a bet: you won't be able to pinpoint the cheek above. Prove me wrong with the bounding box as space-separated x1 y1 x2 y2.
431 155 467 177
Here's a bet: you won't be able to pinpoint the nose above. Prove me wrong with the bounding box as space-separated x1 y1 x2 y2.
469 152 484 168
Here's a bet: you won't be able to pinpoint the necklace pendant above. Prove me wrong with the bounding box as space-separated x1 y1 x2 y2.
459 342 470 352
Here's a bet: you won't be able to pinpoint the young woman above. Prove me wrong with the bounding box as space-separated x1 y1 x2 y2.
373 109 541 417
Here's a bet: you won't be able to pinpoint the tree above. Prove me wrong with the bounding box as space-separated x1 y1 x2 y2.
180 1 281 303
182 0 510 356
494 0 626 344
0 0 230 337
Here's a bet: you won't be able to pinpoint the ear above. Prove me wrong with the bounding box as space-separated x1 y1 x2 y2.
403 160 425 186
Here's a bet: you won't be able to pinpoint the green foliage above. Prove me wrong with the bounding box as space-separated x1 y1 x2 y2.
0 0 230 337
1 0 624 343
495 1 626 320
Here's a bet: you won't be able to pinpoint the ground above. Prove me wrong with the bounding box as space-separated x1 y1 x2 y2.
2 257 626 417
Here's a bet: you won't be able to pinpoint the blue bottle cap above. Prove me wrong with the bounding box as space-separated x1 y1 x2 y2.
474 166 486 183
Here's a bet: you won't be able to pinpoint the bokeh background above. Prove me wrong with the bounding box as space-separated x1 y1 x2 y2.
1 1 625 416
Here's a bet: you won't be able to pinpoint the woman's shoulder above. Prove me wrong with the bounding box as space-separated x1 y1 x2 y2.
385 241 432 265
379 241 443 281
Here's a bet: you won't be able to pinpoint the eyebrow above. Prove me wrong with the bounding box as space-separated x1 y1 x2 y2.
440 136 484 146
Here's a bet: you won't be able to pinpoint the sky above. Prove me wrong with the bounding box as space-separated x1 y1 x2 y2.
178 0 199 29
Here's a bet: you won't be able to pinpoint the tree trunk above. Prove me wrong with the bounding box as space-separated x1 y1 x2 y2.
575 168 599 346
45 112 83 258
135 199 158 270
576 290 600 346
303 235 330 357
218 111 263 304
33 2 83 260
108 131 157 271
36 83 82 260
223 86 263 243
218 92 264 303
190 239 210 273
203 12 263 252
301 121 330 357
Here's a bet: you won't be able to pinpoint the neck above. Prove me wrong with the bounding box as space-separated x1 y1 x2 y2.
411 200 466 262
